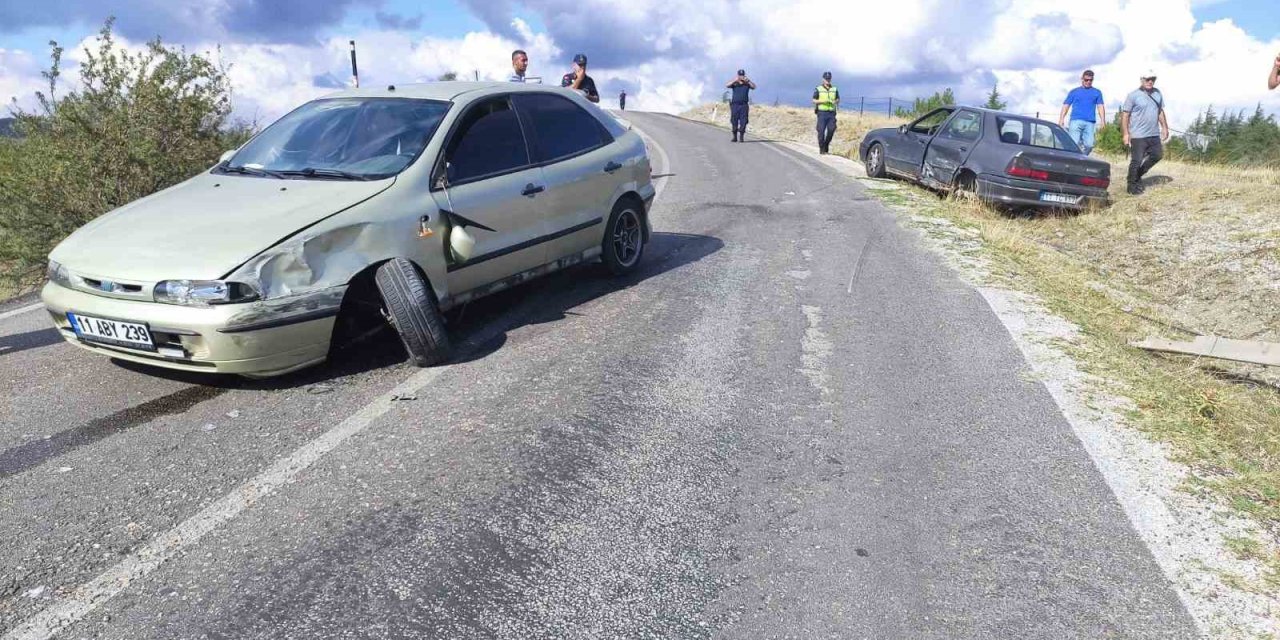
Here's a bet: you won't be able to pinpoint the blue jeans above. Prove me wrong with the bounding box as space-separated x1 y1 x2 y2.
1068 119 1096 155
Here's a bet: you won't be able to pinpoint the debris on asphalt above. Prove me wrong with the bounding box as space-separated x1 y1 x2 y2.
307 384 335 395
202 424 218 432
391 394 417 401
226 410 241 418
23 585 46 599
55 467 72 474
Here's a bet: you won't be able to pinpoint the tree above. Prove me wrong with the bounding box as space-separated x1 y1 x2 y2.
437 71 458 81
0 19 252 288
983 82 1007 110
896 88 956 117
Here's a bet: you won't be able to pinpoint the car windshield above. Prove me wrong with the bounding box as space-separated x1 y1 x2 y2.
222 98 450 179
996 116 1082 153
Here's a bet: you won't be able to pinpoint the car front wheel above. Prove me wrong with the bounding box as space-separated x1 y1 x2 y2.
602 199 645 275
865 142 886 178
375 258 451 367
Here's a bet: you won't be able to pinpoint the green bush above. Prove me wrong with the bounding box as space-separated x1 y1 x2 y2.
0 19 252 288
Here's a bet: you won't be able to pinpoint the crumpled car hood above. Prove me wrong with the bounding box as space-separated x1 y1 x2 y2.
50 171 393 282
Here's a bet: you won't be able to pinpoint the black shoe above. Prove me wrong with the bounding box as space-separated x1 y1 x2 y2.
1127 184 1142 195
732 135 738 142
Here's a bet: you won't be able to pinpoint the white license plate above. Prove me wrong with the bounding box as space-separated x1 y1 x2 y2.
68 313 155 351
1039 191 1080 205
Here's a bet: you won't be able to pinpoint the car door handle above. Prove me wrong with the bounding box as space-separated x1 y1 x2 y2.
604 161 623 173
521 183 545 197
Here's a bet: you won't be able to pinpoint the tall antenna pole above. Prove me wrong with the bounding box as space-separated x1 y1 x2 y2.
349 40 360 88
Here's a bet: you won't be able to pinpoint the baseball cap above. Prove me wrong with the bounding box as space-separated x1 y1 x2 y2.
572 53 588 66
1141 68 1157 80
822 71 832 80
737 69 746 76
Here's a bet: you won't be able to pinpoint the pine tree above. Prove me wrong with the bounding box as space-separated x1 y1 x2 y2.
983 82 1007 110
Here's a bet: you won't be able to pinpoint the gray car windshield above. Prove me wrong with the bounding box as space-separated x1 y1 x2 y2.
223 98 450 179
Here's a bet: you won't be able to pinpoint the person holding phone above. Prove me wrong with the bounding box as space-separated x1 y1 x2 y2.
560 53 600 103
726 69 756 142
1269 53 1279 90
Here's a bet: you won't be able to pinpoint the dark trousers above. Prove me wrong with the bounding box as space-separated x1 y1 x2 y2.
620 97 625 110
816 111 837 152
1127 136 1163 186
730 103 749 136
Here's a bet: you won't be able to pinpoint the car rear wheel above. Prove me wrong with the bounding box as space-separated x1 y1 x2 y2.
602 199 645 276
865 143 887 178
375 258 451 367
953 171 978 200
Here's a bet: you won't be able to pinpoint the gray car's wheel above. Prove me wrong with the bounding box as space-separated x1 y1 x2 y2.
375 258 450 367
602 199 645 275
865 142 886 178
953 171 978 200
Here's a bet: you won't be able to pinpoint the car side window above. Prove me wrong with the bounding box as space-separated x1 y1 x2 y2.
445 97 531 183
909 109 953 135
513 94 609 163
940 110 981 142
997 118 1024 144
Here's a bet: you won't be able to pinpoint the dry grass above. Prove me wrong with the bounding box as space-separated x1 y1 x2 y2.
682 103 904 159
683 103 1280 590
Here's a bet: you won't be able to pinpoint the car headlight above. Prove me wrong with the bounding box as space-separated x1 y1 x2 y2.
47 260 71 287
153 280 260 306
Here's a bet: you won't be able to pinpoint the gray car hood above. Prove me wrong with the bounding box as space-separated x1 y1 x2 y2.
50 171 393 282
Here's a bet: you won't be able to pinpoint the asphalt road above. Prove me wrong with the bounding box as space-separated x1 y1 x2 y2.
0 112 1197 639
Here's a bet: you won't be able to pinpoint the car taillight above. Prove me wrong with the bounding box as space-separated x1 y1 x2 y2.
1080 176 1109 188
1007 159 1049 181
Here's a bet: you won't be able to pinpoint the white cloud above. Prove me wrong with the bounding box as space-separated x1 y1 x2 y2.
5 1 1280 131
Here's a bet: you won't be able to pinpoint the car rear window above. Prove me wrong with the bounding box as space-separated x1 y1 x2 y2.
996 117 1081 153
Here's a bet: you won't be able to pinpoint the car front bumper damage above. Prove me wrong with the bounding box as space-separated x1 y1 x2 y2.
41 282 345 376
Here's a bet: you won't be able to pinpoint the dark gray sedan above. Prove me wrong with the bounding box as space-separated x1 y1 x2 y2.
858 106 1111 210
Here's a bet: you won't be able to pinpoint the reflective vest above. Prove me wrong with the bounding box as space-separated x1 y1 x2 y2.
816 85 839 111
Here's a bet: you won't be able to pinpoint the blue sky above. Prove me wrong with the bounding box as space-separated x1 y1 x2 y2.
2 0 1278 126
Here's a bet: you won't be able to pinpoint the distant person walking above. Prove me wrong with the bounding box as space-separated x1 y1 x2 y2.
508 49 528 83
1269 53 1280 90
1120 70 1169 195
1058 69 1105 155
726 69 756 142
813 71 839 154
619 90 627 110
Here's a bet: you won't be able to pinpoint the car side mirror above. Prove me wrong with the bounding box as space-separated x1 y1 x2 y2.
898 125 907 134
434 161 453 190
218 149 236 164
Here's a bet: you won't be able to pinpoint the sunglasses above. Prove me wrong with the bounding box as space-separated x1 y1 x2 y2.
1142 77 1157 81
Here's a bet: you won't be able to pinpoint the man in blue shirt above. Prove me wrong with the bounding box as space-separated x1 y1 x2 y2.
1058 69 1105 155
726 69 755 142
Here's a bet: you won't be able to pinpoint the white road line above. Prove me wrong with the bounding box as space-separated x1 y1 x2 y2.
0 303 43 322
3 366 447 640
632 123 671 202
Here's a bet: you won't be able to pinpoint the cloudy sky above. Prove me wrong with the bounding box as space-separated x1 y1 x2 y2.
2 0 1278 130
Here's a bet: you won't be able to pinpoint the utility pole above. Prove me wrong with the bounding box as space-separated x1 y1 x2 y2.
349 40 359 88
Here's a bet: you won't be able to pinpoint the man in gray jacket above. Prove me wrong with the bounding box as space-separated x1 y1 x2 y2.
1120 70 1169 195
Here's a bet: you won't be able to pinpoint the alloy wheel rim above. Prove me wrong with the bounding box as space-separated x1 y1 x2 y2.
612 209 641 267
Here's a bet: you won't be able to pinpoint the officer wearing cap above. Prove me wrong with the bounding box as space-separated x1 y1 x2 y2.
561 53 600 103
726 69 756 142
813 71 839 154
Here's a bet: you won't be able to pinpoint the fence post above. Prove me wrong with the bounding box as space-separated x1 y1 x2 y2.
859 96 864 115
887 98 892 116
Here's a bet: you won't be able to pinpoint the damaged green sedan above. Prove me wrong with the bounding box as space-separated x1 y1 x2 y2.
41 82 656 377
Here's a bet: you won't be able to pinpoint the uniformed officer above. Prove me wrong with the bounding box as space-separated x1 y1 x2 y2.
726 69 756 142
813 71 840 154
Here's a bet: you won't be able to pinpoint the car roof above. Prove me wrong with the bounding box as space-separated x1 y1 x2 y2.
317 81 573 102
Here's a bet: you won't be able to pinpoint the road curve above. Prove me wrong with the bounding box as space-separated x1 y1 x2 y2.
0 112 1196 639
